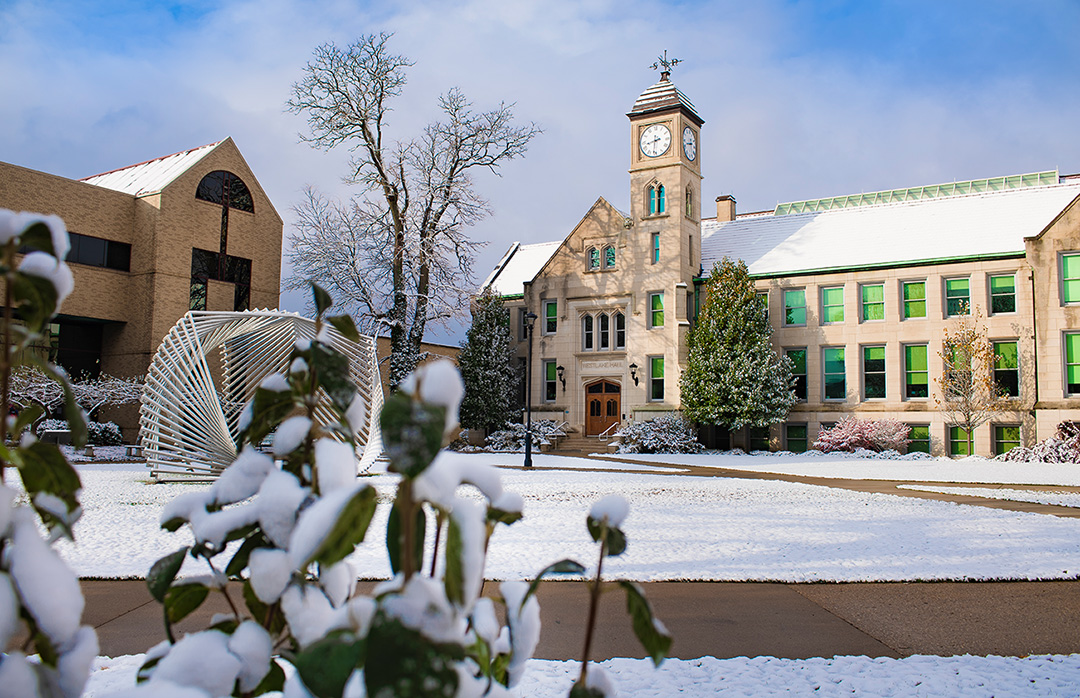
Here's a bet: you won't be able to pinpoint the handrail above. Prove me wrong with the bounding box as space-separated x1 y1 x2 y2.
598 422 621 439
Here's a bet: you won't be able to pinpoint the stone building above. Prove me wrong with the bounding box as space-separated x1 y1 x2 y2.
0 139 283 434
484 71 1080 457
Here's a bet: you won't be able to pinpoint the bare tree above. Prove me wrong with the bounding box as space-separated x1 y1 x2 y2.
934 306 1009 455
286 34 540 386
9 367 142 419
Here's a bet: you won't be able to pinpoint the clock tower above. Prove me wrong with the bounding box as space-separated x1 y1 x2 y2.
627 57 704 283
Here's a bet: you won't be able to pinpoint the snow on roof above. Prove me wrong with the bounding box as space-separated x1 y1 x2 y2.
483 241 562 297
701 182 1080 277
80 141 222 197
629 76 702 124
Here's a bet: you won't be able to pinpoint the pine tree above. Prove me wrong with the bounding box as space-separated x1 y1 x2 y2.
458 288 519 433
680 258 796 430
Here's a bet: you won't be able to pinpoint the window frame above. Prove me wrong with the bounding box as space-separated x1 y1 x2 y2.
785 423 808 453
582 314 594 351
907 424 931 454
902 280 927 319
993 340 1019 398
648 355 664 402
602 244 616 270
821 286 845 324
649 292 664 329
822 346 846 401
862 345 886 400
599 313 610 350
861 283 884 322
945 277 971 317
786 348 807 401
651 233 660 265
1064 332 1080 396
783 289 807 326
949 426 972 457
543 300 557 335
543 360 557 403
614 312 626 350
993 424 1021 455
1062 252 1080 305
587 246 600 272
904 344 929 400
989 273 1016 315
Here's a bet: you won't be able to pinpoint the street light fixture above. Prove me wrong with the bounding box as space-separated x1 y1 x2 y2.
629 362 639 386
524 311 538 469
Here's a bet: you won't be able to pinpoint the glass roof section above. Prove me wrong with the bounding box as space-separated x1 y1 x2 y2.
775 170 1059 216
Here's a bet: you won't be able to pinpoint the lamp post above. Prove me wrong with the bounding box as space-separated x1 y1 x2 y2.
524 311 538 469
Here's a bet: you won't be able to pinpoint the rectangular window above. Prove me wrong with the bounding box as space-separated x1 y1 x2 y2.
863 346 886 399
945 278 970 316
904 345 929 398
903 281 926 319
821 286 844 323
1066 333 1080 395
949 426 971 457
544 300 557 334
614 312 626 349
989 274 1016 314
544 360 557 403
784 289 806 326
994 425 1021 455
786 348 807 401
749 427 770 452
785 424 807 453
582 315 594 350
649 293 664 328
861 284 884 321
756 292 769 321
1063 253 1080 304
519 309 528 341
993 341 1019 398
599 313 610 350
823 347 846 400
649 356 664 402
907 424 930 454
651 233 660 264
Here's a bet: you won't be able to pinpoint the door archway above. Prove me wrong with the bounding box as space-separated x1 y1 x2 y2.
585 380 621 436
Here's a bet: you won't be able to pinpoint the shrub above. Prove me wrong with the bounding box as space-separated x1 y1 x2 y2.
617 413 705 454
36 419 122 445
815 417 911 453
996 421 1080 462
486 419 567 451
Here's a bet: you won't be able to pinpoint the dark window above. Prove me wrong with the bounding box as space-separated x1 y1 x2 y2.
614 312 626 349
786 349 807 400
196 171 254 213
786 424 807 453
61 232 131 272
749 426 770 451
994 341 1019 398
863 346 886 399
599 314 610 350
190 248 253 311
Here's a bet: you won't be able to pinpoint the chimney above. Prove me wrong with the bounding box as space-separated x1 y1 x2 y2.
715 195 737 222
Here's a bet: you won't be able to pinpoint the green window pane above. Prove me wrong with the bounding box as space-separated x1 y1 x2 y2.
786 424 807 453
994 342 1018 369
1067 334 1080 392
946 278 970 315
990 275 1015 294
1063 254 1080 281
903 282 926 318
946 279 969 295
822 287 844 323
863 345 885 366
862 284 884 321
823 347 845 373
863 346 885 399
950 426 971 456
546 362 557 380
1065 278 1080 304
905 345 929 398
650 293 664 327
823 347 845 399
604 246 615 268
588 248 599 270
784 290 806 325
994 425 1020 455
905 345 927 371
908 424 930 453
652 234 660 263
787 349 806 374
650 356 664 379
545 301 557 333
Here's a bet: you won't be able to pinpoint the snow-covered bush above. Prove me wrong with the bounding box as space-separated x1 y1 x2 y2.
36 420 122 446
485 419 567 451
616 414 705 454
815 417 911 453
11 367 142 419
996 421 1080 462
0 209 97 697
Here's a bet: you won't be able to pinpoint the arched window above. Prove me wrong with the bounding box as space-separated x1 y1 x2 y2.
582 315 594 350
599 314 610 350
196 171 254 213
614 312 626 349
602 245 615 269
647 184 657 215
686 188 693 218
587 247 600 271
657 184 665 214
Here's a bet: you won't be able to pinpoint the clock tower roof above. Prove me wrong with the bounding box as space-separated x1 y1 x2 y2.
628 74 704 126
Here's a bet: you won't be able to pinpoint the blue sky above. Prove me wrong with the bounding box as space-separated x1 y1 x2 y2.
3 0 1079 342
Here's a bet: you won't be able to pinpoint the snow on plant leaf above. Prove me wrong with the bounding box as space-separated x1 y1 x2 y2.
274 415 313 458
290 483 376 570
619 581 671 667
589 494 629 528
58 625 98 698
256 469 308 548
288 628 365 698
0 572 18 650
149 629 242 697
228 620 273 693
248 548 293 604
209 447 274 505
9 509 83 646
314 437 357 492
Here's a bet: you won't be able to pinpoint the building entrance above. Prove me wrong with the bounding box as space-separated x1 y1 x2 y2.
585 380 621 436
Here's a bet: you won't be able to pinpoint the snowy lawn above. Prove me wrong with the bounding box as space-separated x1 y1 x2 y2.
613 451 1080 486
43 455 1080 581
897 484 1080 508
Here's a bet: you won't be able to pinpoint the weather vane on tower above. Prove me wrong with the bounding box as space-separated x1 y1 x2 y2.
650 50 681 81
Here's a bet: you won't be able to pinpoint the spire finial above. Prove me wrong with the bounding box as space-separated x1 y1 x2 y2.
649 50 681 81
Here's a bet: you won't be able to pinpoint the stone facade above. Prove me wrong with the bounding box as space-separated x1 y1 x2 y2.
486 74 1080 457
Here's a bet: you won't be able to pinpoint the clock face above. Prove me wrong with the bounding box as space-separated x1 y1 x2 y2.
639 124 671 158
682 126 697 161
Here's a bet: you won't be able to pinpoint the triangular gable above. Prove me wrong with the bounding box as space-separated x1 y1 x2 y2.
527 196 629 283
81 140 224 197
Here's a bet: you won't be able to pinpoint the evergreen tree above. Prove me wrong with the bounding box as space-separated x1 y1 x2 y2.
458 288 519 433
680 258 796 430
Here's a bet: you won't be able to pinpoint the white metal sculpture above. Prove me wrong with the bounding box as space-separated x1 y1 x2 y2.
139 310 383 477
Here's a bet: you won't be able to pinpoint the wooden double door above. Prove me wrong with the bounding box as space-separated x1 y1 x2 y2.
585 380 621 436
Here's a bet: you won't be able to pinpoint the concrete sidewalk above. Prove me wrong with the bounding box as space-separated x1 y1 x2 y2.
79 579 1080 660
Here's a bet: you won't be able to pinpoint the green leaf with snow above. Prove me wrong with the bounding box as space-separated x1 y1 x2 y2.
311 282 334 317
386 494 426 576
327 314 361 343
241 385 295 446
163 581 209 624
226 530 271 577
618 580 671 666
309 341 353 412
288 629 366 698
307 486 377 569
11 403 43 440
18 221 57 257
380 392 445 478
147 547 189 602
526 559 586 604
487 505 522 526
569 682 606 698
365 615 462 698
12 270 58 332
243 580 286 637
587 517 626 557
444 515 465 606
253 659 286 694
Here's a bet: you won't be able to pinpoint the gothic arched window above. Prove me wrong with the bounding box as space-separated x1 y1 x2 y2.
686 188 693 218
196 171 254 213
602 245 616 269
587 246 600 271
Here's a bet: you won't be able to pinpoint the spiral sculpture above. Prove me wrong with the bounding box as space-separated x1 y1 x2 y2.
139 310 383 477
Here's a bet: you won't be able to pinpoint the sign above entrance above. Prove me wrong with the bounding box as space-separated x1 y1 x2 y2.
580 360 624 375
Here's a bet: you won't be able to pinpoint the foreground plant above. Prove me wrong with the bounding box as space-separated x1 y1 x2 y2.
138 284 579 697
0 209 96 697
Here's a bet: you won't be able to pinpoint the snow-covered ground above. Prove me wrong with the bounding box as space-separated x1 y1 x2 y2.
614 451 1080 486
50 453 1080 695
898 484 1080 508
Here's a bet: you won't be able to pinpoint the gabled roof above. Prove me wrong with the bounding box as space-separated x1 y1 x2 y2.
701 180 1080 277
482 241 562 298
81 141 223 197
628 75 703 126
